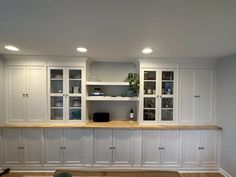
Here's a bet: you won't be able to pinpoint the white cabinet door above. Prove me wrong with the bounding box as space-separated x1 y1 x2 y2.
26 67 46 122
7 67 26 122
112 129 133 166
179 69 195 123
142 130 161 166
44 129 63 165
182 130 200 166
161 130 180 166
93 129 112 166
200 130 219 166
23 129 43 165
64 129 83 165
179 68 214 124
3 128 22 165
197 69 213 124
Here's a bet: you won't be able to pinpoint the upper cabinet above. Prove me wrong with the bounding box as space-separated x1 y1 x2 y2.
6 66 46 123
139 68 177 124
48 67 84 122
179 68 214 124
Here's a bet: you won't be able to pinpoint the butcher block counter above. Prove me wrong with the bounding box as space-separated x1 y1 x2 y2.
0 120 222 130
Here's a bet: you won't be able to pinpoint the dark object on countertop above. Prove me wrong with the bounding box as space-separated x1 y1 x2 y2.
0 168 10 176
93 112 110 122
53 172 72 177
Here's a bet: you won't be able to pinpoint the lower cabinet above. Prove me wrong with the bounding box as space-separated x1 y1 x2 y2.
44 128 83 166
182 130 219 167
142 130 181 167
3 128 43 166
93 129 133 167
0 128 220 169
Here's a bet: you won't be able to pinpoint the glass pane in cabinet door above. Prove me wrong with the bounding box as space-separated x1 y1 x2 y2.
143 109 156 121
50 69 63 93
162 71 174 95
144 97 156 108
161 98 173 108
50 96 63 120
69 96 81 120
144 71 156 80
161 110 173 121
69 70 82 94
144 82 156 95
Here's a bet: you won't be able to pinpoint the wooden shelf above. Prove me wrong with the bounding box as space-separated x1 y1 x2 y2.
86 81 129 86
86 96 139 101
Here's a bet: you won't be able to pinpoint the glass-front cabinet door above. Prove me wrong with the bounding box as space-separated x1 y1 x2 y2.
141 69 176 124
48 67 83 122
142 70 158 123
160 70 174 122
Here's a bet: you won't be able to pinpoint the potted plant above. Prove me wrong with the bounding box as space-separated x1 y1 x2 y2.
126 72 139 96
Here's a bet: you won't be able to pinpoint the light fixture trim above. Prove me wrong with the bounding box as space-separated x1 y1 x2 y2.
142 47 153 54
4 45 20 51
76 47 87 53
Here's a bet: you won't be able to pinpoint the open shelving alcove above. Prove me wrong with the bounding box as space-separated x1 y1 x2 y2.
86 62 139 122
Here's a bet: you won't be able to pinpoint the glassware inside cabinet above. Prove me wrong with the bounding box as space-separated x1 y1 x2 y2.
144 71 156 80
69 69 82 94
161 109 173 121
161 71 174 95
143 109 156 121
50 96 63 120
50 69 63 93
144 97 156 108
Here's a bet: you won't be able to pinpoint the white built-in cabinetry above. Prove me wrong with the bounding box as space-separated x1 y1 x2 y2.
179 69 214 124
3 128 43 166
48 67 84 122
142 130 180 167
44 128 83 166
182 130 219 167
93 129 133 167
0 129 2 166
6 66 46 123
140 68 177 124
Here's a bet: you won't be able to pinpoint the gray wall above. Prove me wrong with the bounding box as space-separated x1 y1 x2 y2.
0 57 5 124
216 55 236 176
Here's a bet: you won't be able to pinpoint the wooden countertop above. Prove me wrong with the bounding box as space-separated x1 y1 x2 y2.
0 121 222 130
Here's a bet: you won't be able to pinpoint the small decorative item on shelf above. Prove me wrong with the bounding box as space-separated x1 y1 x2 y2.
129 108 134 120
125 72 139 96
90 88 105 96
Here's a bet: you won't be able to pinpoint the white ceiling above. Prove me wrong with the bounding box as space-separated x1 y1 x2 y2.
0 0 236 61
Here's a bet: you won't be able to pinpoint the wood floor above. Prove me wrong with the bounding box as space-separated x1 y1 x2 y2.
2 172 224 177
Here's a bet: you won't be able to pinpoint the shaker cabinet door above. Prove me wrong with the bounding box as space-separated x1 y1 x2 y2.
26 67 46 122
93 129 112 166
6 67 26 122
63 129 83 165
44 129 63 165
112 129 133 166
142 130 161 166
3 128 23 165
23 129 43 165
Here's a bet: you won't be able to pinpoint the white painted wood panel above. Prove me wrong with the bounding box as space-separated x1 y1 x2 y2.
83 129 93 167
93 129 112 166
3 128 22 165
23 128 43 165
179 69 195 123
182 130 200 166
44 129 63 165
112 129 133 166
161 130 180 166
63 128 83 165
200 130 219 166
26 67 46 122
133 130 142 166
197 69 213 124
7 67 26 122
142 130 161 166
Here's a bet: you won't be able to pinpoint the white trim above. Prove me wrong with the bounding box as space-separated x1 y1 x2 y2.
220 168 232 177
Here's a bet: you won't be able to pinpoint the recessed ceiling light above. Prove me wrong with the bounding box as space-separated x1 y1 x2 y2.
4 45 20 51
142 48 153 54
76 47 87 53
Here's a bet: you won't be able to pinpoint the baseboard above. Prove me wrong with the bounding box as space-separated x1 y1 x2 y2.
220 168 232 177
